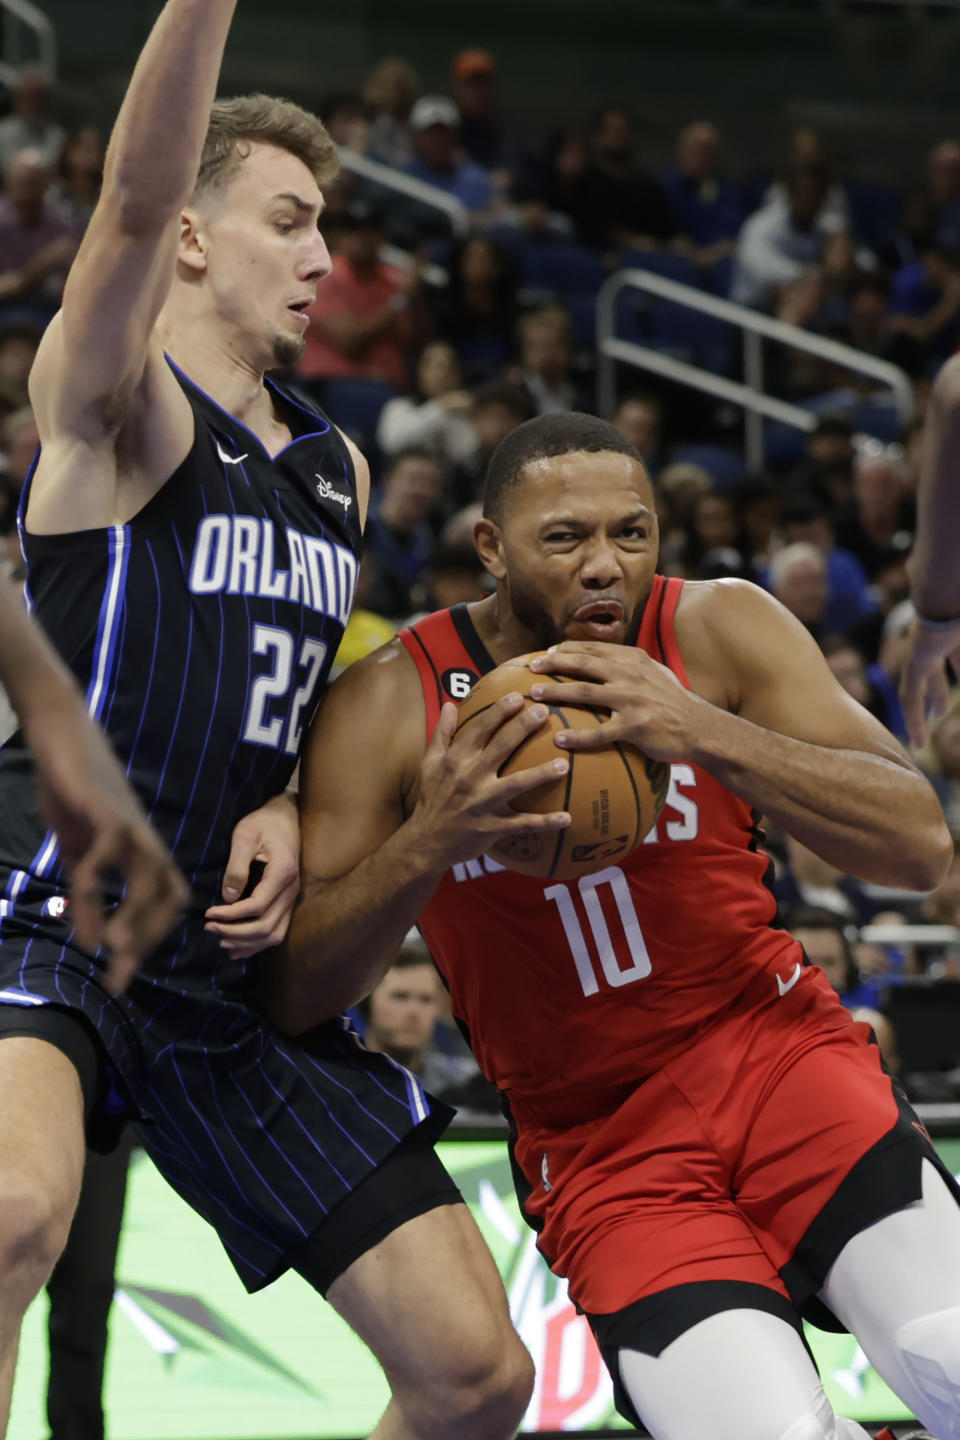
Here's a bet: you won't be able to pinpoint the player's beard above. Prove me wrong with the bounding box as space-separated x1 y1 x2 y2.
271 331 306 369
509 578 646 649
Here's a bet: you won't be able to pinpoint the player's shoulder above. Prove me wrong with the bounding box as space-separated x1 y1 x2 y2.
676 576 785 634
324 635 422 714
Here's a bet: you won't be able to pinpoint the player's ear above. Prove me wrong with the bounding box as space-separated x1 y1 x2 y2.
178 206 208 275
474 516 506 581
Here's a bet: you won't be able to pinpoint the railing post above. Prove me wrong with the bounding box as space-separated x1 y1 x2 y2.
743 329 765 473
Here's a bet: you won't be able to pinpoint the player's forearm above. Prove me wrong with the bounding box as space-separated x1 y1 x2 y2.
689 708 951 890
268 828 446 1032
909 357 960 620
103 0 238 223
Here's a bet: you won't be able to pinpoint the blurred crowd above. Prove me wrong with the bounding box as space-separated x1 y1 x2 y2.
1 51 959 1110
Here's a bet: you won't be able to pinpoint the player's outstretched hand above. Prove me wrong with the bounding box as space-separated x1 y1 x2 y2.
407 698 571 870
205 789 300 958
529 642 703 761
900 616 960 750
24 695 187 994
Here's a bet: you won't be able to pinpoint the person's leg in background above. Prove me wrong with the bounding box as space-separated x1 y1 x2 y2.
45 1131 134 1440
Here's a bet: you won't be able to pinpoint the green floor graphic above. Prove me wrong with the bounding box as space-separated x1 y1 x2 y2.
12 1137 958 1437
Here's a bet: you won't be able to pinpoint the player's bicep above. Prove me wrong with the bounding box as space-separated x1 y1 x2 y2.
718 583 912 765
36 206 182 437
298 644 422 882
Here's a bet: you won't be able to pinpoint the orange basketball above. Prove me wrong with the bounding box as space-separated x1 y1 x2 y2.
452 651 669 881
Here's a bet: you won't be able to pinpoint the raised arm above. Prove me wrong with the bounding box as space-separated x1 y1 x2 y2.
28 0 239 530
901 355 960 746
265 640 572 1033
530 580 952 891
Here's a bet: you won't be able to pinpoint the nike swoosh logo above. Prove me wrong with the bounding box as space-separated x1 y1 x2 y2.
777 962 803 998
216 443 249 466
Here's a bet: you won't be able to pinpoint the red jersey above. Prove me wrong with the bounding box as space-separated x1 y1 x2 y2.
399 577 824 1129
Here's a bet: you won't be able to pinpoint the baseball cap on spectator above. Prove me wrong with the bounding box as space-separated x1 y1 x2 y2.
452 49 495 80
409 96 460 132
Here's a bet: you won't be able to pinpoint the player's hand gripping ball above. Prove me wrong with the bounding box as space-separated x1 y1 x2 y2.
453 651 669 880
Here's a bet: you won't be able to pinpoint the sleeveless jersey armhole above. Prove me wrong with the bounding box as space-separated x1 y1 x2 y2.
656 577 693 690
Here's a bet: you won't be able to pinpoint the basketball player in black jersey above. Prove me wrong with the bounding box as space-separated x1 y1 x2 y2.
0 3 541 1436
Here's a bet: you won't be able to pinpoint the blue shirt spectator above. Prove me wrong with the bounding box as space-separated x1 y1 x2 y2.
661 122 744 252
405 95 495 216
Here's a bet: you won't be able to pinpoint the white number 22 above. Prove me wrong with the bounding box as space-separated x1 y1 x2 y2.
544 866 652 998
243 624 328 755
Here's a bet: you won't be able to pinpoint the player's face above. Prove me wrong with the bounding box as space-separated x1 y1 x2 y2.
492 450 659 649
192 143 332 370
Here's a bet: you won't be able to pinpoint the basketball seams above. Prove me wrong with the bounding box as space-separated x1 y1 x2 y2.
613 740 644 852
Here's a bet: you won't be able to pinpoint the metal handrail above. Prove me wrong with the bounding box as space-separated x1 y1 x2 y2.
597 267 914 472
336 146 470 238
0 0 56 90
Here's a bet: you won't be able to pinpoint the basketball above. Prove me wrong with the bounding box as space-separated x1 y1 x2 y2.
452 651 670 881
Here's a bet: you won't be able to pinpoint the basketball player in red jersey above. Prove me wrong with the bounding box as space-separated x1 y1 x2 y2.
270 412 959 1440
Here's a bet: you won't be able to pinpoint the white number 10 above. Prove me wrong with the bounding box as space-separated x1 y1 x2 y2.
544 866 652 998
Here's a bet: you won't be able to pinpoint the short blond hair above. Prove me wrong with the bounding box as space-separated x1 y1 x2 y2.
195 94 339 197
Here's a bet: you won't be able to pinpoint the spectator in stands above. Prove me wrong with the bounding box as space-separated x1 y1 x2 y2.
661 121 743 276
0 322 39 419
888 241 960 370
916 690 960 834
0 149 81 318
48 124 104 228
880 190 937 275
610 392 666 474
821 634 907 740
732 475 782 574
450 48 518 185
446 379 536 511
409 542 489 618
516 128 587 235
786 906 884 1011
319 92 370 155
731 164 846 310
786 413 856 509
377 341 479 468
431 233 518 384
511 306 582 414
364 449 443 619
1 406 39 490
357 937 480 1101
405 96 495 218
778 833 873 925
567 105 675 254
768 541 829 638
0 66 64 177
926 139 960 249
363 58 419 170
776 497 877 636
765 129 851 232
299 199 420 395
836 447 914 579
680 490 740 579
828 272 921 376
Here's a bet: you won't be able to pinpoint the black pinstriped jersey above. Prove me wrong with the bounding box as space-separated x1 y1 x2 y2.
0 359 360 991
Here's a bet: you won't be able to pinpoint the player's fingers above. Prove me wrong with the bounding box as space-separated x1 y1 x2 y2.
927 664 952 723
492 755 569 805
451 693 527 752
103 846 187 988
220 820 260 902
205 878 299 946
494 809 571 835
554 718 623 750
480 703 553 767
425 702 460 760
67 825 133 954
901 662 929 750
529 679 611 709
